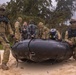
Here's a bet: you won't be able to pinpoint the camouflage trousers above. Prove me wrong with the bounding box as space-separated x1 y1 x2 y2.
0 34 10 64
73 47 76 60
15 33 21 42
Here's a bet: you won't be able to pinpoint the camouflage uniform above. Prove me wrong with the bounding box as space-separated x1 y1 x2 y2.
14 17 22 42
38 22 49 39
65 19 76 60
0 5 13 70
21 22 28 40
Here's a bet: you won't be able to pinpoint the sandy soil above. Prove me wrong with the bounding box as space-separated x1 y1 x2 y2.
0 50 76 75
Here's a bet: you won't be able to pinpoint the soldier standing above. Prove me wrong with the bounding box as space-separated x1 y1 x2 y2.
27 20 38 39
65 19 76 60
38 22 49 39
14 17 22 42
0 5 13 70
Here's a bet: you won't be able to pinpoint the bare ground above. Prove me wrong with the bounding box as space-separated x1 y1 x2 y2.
0 50 76 75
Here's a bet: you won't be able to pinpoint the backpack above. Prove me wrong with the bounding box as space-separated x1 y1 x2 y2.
49 28 58 40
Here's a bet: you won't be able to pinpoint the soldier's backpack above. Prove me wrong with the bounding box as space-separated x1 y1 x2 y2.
49 28 58 40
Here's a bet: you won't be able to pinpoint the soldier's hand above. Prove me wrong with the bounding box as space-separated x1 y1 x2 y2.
13 36 17 40
57 39 62 41
31 35 34 39
68 41 73 46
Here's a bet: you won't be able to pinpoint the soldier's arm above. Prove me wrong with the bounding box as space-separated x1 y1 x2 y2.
65 31 73 45
65 31 69 42
43 27 49 34
14 22 20 34
14 21 21 40
8 23 14 35
57 30 61 40
42 27 49 39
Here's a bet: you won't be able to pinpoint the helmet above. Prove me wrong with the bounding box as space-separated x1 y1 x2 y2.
50 28 56 33
38 22 43 25
0 5 5 11
0 5 6 16
38 22 44 28
70 19 76 24
17 17 22 22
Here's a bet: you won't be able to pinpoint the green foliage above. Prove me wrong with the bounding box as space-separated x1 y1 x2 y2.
6 0 76 27
50 0 76 27
22 15 45 24
6 0 52 24
4 0 76 37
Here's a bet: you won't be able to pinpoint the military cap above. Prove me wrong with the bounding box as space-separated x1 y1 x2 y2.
0 5 5 11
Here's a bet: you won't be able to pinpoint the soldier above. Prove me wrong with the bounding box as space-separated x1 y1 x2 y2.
49 27 61 41
65 19 76 59
27 20 38 39
21 21 28 40
14 17 22 42
38 22 50 39
0 5 13 70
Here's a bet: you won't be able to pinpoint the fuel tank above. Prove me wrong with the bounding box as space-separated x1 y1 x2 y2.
11 39 73 62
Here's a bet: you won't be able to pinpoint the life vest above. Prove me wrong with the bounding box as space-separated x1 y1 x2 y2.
49 28 58 40
68 28 76 38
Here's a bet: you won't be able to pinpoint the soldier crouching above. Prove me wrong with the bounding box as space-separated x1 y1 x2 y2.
65 19 76 60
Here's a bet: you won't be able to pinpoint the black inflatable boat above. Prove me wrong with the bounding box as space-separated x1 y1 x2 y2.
11 39 73 62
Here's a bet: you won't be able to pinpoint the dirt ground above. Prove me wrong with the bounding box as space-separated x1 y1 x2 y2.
0 50 76 75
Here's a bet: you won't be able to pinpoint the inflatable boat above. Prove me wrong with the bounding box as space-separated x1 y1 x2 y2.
11 39 73 62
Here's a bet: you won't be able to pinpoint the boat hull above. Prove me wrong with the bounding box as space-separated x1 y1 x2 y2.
11 39 73 62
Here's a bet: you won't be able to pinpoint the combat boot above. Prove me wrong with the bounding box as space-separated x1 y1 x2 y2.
1 63 9 70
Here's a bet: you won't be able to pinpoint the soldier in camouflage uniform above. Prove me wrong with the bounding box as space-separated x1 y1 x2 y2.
14 17 22 42
38 22 50 39
65 19 76 60
0 5 13 70
21 21 28 40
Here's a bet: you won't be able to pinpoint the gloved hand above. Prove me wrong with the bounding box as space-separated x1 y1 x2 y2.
31 35 34 39
57 39 62 42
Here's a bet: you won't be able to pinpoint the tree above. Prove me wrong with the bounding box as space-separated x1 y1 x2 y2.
49 0 76 27
6 0 52 23
6 0 76 28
